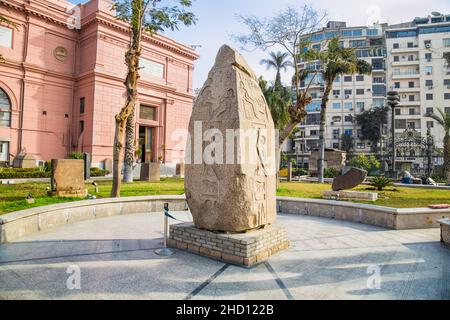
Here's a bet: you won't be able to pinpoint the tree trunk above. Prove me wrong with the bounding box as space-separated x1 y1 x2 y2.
279 120 299 146
444 134 450 181
123 111 135 183
111 45 141 197
317 81 332 183
111 116 126 197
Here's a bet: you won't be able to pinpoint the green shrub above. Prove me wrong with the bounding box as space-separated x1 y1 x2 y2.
68 152 84 160
293 168 308 177
370 177 392 191
348 154 380 172
430 174 447 184
324 168 340 178
0 170 51 179
90 167 109 177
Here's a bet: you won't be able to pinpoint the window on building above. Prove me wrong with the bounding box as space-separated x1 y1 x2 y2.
394 56 400 62
0 26 12 49
79 121 84 134
140 105 157 120
344 102 353 110
408 55 415 61
443 38 450 47
424 40 431 47
356 75 364 81
357 143 365 149
332 116 342 122
393 43 399 49
426 107 434 115
445 93 450 100
395 119 407 129
332 102 341 109
0 141 9 162
79 97 85 114
407 121 416 129
373 99 385 108
407 42 414 48
394 82 400 89
408 82 415 88
344 89 352 96
425 53 432 61
332 90 340 96
332 129 340 138
349 40 366 48
425 66 433 75
344 129 353 136
334 76 341 83
427 121 434 129
0 88 11 127
409 108 416 115
140 58 164 78
444 79 450 86
395 108 401 116
372 85 386 96
310 130 318 136
446 107 450 114
344 76 352 82
409 95 415 102
356 89 364 95
344 115 353 122
426 94 433 100
357 102 365 110
426 80 433 87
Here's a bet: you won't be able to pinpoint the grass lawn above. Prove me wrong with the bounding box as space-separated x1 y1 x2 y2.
0 179 449 215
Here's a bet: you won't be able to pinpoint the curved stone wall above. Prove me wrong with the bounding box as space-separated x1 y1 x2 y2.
1 196 449 244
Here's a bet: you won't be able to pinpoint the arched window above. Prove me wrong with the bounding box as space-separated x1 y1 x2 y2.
0 88 11 127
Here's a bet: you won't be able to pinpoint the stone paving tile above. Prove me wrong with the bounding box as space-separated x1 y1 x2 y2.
0 212 448 300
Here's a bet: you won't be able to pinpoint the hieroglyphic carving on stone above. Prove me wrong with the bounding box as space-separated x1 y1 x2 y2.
185 45 276 233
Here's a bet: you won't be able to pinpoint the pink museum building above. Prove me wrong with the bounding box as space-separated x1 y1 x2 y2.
0 0 198 169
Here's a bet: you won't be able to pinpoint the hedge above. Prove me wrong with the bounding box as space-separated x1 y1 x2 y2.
0 167 109 179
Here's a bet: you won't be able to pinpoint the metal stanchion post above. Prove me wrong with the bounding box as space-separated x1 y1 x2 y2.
155 203 174 256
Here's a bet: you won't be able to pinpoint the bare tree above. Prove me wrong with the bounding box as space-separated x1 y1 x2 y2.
111 0 196 197
234 6 327 145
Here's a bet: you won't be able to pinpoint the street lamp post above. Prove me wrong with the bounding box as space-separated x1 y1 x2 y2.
387 91 400 177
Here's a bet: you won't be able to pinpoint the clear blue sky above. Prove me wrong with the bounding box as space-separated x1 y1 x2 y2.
69 0 450 89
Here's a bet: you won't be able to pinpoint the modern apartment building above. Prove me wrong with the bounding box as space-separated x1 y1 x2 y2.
385 13 450 172
293 14 450 173
294 21 387 167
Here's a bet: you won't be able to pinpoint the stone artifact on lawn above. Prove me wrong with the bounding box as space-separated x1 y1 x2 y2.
184 44 277 233
49 159 87 197
332 167 368 191
323 167 377 202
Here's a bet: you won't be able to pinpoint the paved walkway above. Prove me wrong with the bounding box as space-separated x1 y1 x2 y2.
0 212 449 300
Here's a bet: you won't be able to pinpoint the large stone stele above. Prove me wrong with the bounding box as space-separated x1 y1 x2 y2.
49 159 87 197
185 45 277 233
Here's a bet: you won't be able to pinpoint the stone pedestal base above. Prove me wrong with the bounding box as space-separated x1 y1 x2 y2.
439 219 450 246
48 190 88 198
323 190 378 202
168 223 289 267
140 163 161 182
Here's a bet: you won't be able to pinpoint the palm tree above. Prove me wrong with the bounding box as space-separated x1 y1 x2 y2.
260 51 293 86
258 76 291 130
304 37 372 183
426 108 450 180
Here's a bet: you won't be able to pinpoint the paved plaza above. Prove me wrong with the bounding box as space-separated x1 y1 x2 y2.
0 212 449 300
